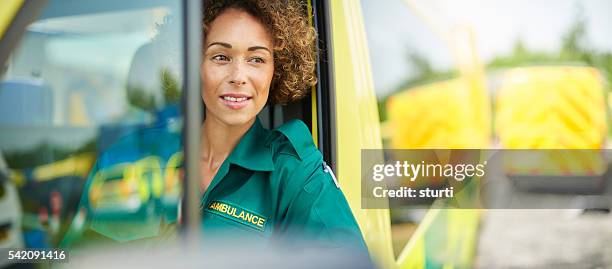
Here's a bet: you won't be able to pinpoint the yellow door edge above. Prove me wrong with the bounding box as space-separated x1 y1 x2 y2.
396 208 441 266
0 0 25 39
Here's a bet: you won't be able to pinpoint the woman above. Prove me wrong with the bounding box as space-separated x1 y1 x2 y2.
199 0 367 252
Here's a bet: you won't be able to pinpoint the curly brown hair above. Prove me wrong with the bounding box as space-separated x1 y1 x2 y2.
203 0 318 104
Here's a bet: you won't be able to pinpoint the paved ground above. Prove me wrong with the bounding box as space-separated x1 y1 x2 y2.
477 209 612 269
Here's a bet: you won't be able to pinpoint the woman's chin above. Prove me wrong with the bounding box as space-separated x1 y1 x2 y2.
204 103 260 128
216 113 256 127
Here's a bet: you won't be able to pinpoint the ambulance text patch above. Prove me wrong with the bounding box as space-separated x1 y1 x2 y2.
205 201 267 231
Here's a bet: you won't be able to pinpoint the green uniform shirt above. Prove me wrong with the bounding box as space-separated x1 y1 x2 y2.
200 118 367 251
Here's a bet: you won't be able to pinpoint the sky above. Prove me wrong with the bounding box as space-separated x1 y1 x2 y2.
360 0 612 97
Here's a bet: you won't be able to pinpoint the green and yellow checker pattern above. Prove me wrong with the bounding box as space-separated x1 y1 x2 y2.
496 66 607 176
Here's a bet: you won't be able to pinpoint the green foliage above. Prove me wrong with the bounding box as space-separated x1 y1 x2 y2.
127 86 157 112
488 14 612 88
397 53 458 91
161 68 181 104
127 68 181 112
488 39 561 68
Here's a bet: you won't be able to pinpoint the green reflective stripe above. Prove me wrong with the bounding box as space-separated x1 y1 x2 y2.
424 209 448 268
397 237 425 269
397 209 441 268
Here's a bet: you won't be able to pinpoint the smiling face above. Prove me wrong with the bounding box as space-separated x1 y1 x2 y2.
201 8 274 127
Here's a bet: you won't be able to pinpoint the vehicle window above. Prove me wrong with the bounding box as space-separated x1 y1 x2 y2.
360 0 459 257
0 0 185 254
361 0 612 259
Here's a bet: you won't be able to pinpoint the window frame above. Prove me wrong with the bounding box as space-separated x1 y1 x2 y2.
311 0 336 170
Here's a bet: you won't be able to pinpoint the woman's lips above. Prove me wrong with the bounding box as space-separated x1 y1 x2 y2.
219 94 252 110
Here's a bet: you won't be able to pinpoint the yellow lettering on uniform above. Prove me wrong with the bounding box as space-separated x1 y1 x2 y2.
246 213 255 223
256 217 265 228
235 209 243 219
207 201 266 229
237 210 245 220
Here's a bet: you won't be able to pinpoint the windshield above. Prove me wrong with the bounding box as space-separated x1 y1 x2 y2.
0 0 185 259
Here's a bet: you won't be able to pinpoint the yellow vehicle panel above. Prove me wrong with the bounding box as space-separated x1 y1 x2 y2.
329 0 395 267
0 0 23 38
330 1 481 268
387 78 490 149
496 66 606 149
496 66 607 176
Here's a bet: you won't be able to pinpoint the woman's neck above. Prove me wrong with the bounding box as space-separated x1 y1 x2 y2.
200 114 254 169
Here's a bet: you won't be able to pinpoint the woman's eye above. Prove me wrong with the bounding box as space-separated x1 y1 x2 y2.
249 57 265 64
211 55 229 62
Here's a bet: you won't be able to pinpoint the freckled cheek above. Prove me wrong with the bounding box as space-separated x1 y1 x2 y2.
201 66 225 96
202 63 225 80
251 67 274 99
201 87 217 108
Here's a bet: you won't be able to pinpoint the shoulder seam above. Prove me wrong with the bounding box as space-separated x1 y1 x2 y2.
274 119 316 160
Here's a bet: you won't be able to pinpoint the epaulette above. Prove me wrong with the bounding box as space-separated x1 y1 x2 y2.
273 119 318 160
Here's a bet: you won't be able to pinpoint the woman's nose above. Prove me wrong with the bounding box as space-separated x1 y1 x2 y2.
228 61 247 86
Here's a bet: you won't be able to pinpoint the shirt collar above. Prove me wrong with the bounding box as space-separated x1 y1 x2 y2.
227 117 275 172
